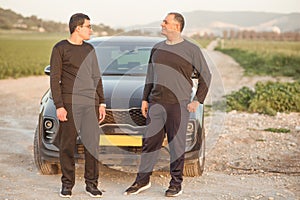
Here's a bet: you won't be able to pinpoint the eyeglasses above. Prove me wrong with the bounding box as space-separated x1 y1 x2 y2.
81 24 92 29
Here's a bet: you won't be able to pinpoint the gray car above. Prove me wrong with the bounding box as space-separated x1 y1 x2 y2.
34 36 205 177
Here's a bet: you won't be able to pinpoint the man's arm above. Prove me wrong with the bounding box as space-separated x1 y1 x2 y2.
188 46 211 113
91 49 105 105
194 47 212 104
50 45 68 121
50 46 64 109
142 49 155 102
141 49 155 118
90 48 106 122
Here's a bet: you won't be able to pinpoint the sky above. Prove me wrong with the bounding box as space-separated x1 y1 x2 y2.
0 0 299 28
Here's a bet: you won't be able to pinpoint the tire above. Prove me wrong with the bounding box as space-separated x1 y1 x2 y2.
183 127 205 177
33 124 60 175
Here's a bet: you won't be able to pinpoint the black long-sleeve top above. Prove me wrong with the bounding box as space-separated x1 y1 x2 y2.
143 39 211 104
50 40 105 109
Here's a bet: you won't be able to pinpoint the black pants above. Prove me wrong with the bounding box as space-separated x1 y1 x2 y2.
135 102 189 187
58 104 100 188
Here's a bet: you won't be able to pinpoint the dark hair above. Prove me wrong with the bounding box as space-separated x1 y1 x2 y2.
168 12 185 32
69 13 90 34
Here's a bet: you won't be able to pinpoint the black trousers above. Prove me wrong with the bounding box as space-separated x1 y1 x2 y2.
58 104 100 188
135 102 189 187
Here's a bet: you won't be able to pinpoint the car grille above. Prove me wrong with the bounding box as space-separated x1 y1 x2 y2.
101 108 146 126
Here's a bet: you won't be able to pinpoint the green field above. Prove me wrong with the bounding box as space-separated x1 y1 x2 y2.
216 40 300 80
1 34 300 80
0 32 67 79
192 38 212 48
0 32 210 79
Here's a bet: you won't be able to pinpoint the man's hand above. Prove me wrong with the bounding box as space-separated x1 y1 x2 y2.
141 100 148 118
57 107 68 121
99 105 106 123
187 101 200 113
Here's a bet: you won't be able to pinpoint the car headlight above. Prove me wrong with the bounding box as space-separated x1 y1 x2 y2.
185 121 196 151
43 119 56 143
44 119 53 130
187 122 194 133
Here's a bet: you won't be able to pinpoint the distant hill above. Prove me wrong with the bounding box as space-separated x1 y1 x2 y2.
142 10 300 36
0 7 67 32
0 7 122 35
2 8 299 37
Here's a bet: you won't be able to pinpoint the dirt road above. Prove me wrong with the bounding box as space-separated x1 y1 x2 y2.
0 48 299 199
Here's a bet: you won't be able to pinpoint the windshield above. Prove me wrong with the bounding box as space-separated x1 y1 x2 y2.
94 44 152 76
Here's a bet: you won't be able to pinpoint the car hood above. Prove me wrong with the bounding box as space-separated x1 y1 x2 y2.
102 75 145 109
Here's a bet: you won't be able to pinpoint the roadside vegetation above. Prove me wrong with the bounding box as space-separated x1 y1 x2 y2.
224 81 300 115
263 127 290 133
214 39 300 115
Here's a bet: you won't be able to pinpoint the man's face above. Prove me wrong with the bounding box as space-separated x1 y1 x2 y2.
78 19 92 40
160 14 180 36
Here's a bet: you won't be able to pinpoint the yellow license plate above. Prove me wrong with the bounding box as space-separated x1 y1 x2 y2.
100 135 142 146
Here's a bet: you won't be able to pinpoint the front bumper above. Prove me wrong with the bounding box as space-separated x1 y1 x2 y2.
39 107 202 166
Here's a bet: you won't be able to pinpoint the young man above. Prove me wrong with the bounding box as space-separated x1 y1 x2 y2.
124 12 211 197
50 13 106 198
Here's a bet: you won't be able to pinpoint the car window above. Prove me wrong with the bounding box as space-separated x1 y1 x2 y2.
94 45 152 75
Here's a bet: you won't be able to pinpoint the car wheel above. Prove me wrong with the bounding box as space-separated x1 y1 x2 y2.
183 128 205 177
34 124 60 175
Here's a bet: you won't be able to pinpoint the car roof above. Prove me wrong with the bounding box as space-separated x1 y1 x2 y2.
88 36 164 45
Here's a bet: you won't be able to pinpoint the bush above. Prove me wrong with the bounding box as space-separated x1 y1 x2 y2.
225 86 255 112
225 81 300 115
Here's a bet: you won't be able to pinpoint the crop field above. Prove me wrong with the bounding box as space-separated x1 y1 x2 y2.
219 40 300 56
0 32 67 79
0 32 209 79
1 33 299 80
192 38 212 48
216 40 300 80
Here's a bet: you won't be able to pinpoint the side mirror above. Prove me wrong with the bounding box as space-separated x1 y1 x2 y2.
44 65 50 76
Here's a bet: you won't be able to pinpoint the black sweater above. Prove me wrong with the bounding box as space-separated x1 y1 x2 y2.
143 40 211 104
50 40 105 109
